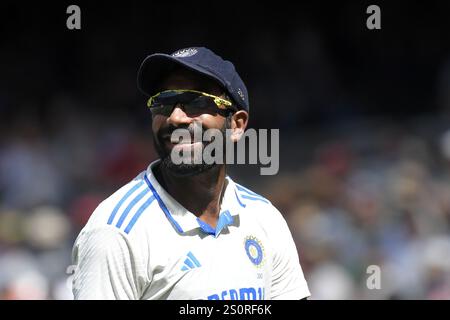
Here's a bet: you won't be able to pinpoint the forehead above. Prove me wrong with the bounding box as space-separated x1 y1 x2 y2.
159 67 223 95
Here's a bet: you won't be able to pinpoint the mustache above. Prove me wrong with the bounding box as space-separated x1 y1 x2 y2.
157 122 206 140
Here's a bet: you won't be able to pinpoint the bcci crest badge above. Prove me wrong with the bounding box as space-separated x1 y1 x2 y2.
244 236 264 267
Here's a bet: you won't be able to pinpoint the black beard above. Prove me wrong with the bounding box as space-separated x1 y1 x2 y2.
153 119 230 177
160 154 216 177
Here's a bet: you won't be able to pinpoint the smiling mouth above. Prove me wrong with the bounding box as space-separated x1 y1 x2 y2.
160 134 201 149
163 130 202 143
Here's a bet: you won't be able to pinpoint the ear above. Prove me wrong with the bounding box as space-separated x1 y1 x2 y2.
229 110 249 142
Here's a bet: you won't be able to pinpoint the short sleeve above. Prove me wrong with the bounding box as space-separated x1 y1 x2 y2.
72 226 143 300
270 211 310 300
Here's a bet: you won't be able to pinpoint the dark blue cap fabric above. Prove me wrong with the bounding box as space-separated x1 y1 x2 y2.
137 47 249 112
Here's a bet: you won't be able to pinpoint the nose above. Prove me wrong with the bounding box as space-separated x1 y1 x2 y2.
167 104 193 126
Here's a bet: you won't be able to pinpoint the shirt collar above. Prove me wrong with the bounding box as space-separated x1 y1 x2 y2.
144 160 245 236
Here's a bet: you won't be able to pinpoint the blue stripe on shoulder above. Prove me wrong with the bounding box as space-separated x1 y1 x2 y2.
116 188 150 228
236 184 269 203
107 181 144 225
240 194 270 204
234 189 247 208
124 195 156 234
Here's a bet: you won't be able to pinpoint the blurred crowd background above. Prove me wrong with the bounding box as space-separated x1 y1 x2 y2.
1 1 450 299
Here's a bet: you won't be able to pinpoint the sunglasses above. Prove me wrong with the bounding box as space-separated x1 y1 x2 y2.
147 89 236 116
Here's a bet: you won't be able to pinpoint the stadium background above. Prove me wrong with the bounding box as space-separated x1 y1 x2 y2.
1 1 450 299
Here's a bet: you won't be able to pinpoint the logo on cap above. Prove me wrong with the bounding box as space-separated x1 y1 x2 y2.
172 48 198 58
237 88 245 101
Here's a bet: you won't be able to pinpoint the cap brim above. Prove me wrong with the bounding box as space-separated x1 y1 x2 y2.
137 53 227 97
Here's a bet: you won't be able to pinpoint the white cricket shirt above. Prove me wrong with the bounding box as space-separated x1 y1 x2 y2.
72 160 310 300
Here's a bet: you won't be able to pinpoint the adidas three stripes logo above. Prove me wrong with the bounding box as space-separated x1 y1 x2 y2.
181 251 201 271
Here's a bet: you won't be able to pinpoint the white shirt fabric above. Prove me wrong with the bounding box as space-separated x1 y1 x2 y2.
72 160 310 300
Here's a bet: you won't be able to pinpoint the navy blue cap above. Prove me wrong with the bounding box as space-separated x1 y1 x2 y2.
137 47 249 112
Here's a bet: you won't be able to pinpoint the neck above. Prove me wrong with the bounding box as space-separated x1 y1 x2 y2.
155 163 227 228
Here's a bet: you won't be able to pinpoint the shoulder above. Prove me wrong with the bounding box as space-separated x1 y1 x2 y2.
234 182 272 207
233 181 286 225
80 171 159 237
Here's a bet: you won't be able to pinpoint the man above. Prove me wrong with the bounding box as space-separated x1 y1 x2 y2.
72 47 310 300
